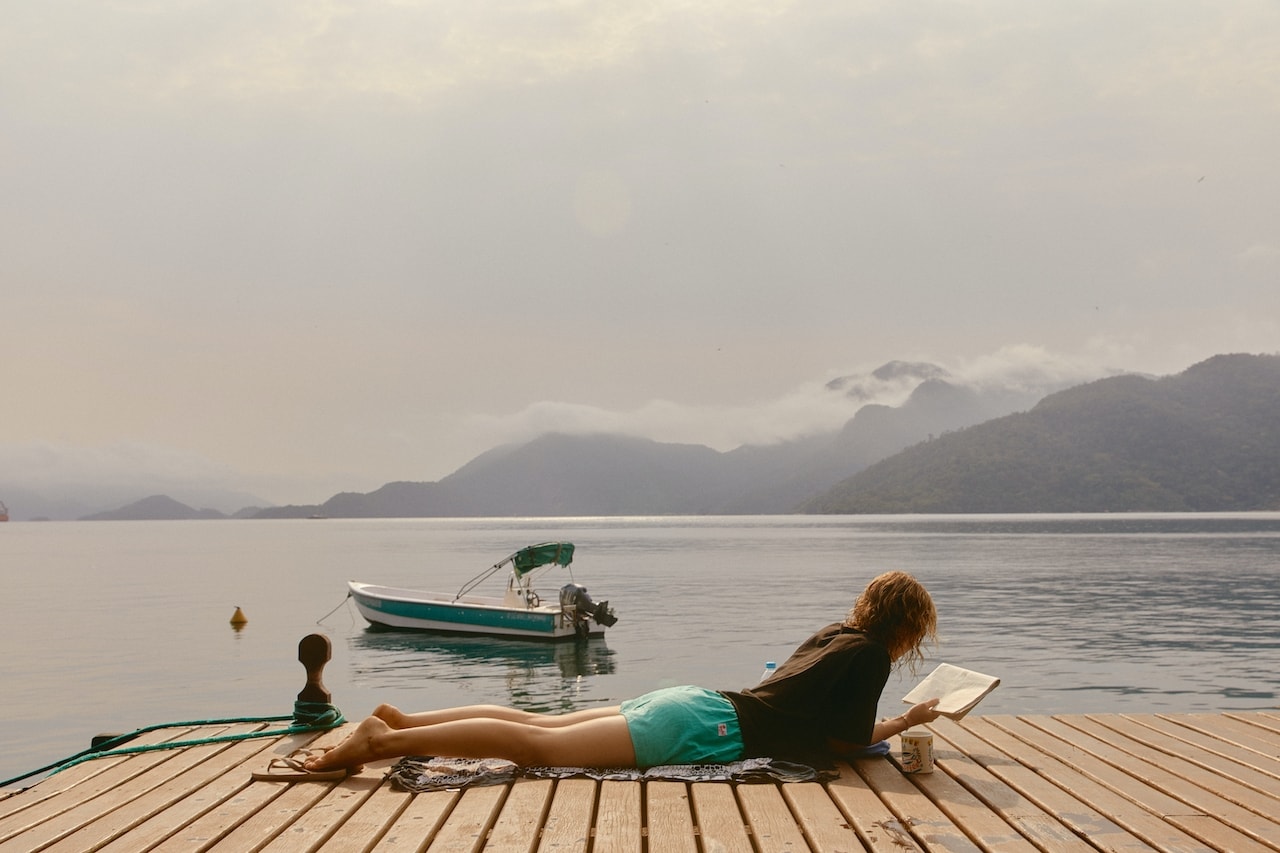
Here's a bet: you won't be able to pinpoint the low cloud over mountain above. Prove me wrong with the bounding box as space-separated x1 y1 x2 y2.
2 346 1116 520
259 350 1112 518
464 345 1113 453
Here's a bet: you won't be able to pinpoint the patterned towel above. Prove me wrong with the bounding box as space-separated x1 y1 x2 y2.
386 752 871 793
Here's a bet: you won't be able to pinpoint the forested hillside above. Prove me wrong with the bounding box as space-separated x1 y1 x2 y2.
804 354 1280 513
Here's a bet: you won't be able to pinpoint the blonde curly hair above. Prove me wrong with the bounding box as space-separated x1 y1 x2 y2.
844 571 937 671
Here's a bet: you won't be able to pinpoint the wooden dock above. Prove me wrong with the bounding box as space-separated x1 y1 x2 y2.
3 708 1278 852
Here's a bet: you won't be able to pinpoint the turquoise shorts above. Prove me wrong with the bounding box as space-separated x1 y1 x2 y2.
619 685 745 768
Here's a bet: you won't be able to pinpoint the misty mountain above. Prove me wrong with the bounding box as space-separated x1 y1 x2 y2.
255 361 1057 518
258 435 738 517
803 353 1280 513
77 354 1279 520
0 481 269 522
80 494 230 521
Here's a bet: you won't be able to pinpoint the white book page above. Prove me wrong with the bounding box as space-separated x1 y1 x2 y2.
902 663 1001 719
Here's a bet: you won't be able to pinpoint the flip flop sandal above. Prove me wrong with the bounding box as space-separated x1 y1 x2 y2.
251 751 348 782
299 745 366 772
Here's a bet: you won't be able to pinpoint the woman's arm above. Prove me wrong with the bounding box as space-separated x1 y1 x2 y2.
870 698 941 742
826 698 942 755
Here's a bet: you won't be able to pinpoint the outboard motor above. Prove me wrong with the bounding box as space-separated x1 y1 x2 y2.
559 583 619 635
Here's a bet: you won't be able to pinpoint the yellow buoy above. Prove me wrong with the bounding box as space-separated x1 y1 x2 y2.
230 606 248 626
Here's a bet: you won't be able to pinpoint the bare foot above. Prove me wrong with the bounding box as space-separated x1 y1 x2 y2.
300 746 363 773
304 717 392 771
372 703 410 729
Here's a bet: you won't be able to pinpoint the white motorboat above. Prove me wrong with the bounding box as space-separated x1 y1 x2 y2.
348 542 618 641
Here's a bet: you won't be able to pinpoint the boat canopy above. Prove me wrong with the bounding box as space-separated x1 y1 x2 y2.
455 542 578 599
509 542 574 576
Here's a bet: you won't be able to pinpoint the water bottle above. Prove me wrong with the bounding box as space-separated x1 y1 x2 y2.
759 661 777 682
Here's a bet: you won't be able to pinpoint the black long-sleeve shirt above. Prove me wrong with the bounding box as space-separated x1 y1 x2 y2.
720 624 890 763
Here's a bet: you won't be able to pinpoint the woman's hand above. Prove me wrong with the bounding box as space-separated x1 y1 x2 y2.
902 698 941 729
869 697 942 743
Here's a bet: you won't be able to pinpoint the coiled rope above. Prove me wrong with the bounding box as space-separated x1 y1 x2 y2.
0 700 345 790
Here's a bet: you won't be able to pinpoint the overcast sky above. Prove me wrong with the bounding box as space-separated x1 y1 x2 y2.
3 1 1278 505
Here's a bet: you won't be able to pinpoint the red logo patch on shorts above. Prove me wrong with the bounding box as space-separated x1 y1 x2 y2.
718 723 728 736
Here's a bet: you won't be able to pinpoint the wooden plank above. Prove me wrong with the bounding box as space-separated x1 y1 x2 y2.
251 773 386 852
207 727 376 853
1167 712 1280 753
644 782 697 853
1151 715 1280 786
0 725 209 831
1046 715 1280 852
9 713 1280 853
94 737 284 853
980 716 1216 853
0 725 212 824
1013 717 1196 817
778 781 862 853
484 779 553 853
535 779 594 853
1107 714 1280 794
592 781 640 853
825 760 923 852
735 782 809 851
424 785 507 853
168 730 358 853
897 733 1039 853
145 779 292 851
1162 816 1278 853
316 780 415 853
855 748 982 852
368 790 460 853
1220 712 1280 738
1171 714 1280 764
1029 712 1280 850
140 728 345 852
926 719 1097 853
0 725 248 851
958 717 1174 852
41 727 280 853
690 782 752 853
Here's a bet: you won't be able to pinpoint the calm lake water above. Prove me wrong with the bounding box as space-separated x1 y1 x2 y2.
3 513 1279 786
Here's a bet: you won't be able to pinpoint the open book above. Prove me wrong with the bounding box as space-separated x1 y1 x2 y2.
902 663 1001 720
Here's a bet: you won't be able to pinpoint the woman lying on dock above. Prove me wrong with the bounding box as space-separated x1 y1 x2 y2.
304 570 942 774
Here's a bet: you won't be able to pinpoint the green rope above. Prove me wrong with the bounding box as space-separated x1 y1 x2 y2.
1 701 345 789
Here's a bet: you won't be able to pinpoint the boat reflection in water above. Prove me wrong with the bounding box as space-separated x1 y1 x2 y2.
347 627 618 713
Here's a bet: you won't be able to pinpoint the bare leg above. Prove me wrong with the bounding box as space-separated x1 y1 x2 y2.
373 703 622 729
305 711 636 771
